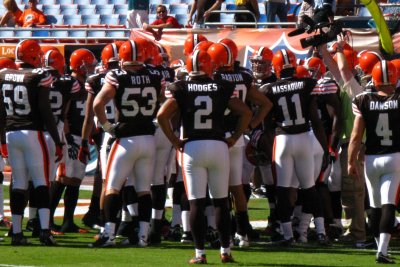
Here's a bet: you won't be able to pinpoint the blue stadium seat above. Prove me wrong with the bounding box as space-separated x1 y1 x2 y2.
100 14 119 25
180 0 191 4
46 14 64 25
149 0 162 5
42 5 61 16
56 0 74 4
225 4 236 10
74 0 91 4
108 0 126 4
82 14 101 24
78 4 96 15
107 25 128 39
96 4 114 15
14 29 32 38
60 4 78 15
220 13 234 23
91 0 107 4
39 0 57 3
52 24 70 42
114 4 128 15
118 14 127 25
162 0 175 4
175 13 188 27
63 14 82 25
88 24 107 43
0 29 15 43
70 24 89 43
169 4 188 15
149 14 157 23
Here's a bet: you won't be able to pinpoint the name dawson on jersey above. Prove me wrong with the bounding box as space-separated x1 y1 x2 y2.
131 75 151 85
220 73 244 82
272 81 304 94
4 74 24 82
369 100 398 110
188 83 218 92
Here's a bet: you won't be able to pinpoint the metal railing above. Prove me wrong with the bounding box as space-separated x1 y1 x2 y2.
204 10 297 28
0 27 131 43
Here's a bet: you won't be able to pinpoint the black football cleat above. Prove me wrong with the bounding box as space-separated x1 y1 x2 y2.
11 233 30 246
376 252 395 264
39 229 57 246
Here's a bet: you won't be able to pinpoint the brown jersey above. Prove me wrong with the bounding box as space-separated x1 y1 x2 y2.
0 68 52 131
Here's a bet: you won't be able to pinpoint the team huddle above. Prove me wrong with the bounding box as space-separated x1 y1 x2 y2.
0 33 399 265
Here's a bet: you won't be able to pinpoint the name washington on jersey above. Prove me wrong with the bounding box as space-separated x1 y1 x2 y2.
188 83 218 92
272 81 304 94
369 100 398 110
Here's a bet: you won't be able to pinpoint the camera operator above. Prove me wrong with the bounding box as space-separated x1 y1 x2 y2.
298 0 336 30
317 34 369 248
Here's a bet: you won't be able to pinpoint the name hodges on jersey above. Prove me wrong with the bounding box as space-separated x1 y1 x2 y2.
188 83 218 92
369 100 398 110
272 81 305 94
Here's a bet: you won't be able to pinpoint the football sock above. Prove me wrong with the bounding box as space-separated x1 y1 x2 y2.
63 185 79 224
190 198 206 250
213 197 231 248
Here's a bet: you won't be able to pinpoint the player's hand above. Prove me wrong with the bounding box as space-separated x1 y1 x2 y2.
78 140 90 164
348 161 360 180
172 138 185 152
329 147 338 163
225 137 237 148
102 121 119 138
65 133 79 160
55 143 64 163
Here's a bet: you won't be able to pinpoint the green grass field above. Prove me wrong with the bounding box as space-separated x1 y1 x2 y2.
0 188 399 267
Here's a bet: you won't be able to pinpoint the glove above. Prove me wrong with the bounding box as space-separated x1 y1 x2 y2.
55 143 64 163
101 121 119 137
329 147 338 163
78 140 90 164
1 143 8 159
65 133 79 160
106 137 116 155
249 129 263 148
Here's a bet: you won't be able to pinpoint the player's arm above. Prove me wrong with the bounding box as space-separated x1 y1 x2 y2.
348 115 365 180
81 93 95 141
227 97 252 147
157 98 183 151
322 93 342 159
317 44 341 83
93 82 116 134
246 85 273 130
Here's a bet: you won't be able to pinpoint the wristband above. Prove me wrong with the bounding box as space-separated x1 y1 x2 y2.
329 146 338 158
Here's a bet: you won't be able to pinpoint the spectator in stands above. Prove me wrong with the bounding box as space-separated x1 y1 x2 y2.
0 0 22 27
126 0 149 28
234 0 260 28
187 0 224 29
266 0 290 28
143 5 181 41
18 0 46 27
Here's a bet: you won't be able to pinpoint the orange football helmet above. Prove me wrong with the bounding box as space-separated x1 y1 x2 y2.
0 57 17 70
272 49 297 78
186 50 212 76
304 57 326 79
250 46 273 79
193 40 214 53
41 46 60 55
15 39 43 68
207 43 234 71
358 51 382 75
43 50 65 76
69 48 97 76
371 60 397 87
183 34 208 57
118 39 147 65
101 41 123 68
217 38 238 61
390 59 400 78
333 49 358 70
296 65 310 78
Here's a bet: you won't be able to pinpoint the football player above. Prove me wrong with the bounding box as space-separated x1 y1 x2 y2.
208 42 271 247
157 50 253 264
349 60 399 264
90 38 162 248
0 39 63 246
259 49 328 245
51 48 97 233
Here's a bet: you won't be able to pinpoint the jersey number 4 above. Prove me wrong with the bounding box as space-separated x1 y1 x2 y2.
376 113 392 146
2 84 31 115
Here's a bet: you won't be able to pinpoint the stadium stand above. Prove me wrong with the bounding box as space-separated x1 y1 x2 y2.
60 4 79 15
82 14 101 25
78 5 97 15
96 4 115 15
100 14 120 25
56 0 74 4
42 4 61 16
